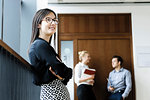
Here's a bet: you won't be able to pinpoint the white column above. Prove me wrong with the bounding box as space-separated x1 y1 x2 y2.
3 0 21 53
0 0 3 40
37 0 48 10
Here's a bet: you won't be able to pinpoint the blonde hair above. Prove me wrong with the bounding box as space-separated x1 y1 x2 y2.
78 50 88 61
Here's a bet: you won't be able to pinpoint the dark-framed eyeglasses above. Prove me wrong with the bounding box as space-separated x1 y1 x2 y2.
42 17 59 25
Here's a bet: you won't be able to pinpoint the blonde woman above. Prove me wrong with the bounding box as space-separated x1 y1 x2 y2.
74 51 96 100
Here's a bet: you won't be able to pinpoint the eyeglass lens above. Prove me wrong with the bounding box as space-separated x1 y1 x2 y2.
46 17 59 24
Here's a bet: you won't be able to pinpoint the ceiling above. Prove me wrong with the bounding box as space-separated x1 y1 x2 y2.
48 0 150 3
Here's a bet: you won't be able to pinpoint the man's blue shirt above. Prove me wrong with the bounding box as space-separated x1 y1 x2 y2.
107 68 132 98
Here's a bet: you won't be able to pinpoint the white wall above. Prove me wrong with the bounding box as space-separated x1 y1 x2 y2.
132 6 150 100
48 3 150 100
3 0 21 53
0 0 2 40
20 0 36 61
20 0 49 61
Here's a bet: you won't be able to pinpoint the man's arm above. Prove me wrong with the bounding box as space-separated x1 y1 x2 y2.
122 71 132 98
107 73 115 92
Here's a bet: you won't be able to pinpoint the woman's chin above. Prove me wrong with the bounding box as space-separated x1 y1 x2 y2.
47 31 55 36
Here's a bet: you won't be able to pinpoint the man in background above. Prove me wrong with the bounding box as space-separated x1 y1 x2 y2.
107 55 132 100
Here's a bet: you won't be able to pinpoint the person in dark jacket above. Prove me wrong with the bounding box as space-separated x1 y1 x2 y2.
28 8 72 100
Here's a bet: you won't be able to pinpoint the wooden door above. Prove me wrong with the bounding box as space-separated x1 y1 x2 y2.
58 14 135 100
77 39 133 100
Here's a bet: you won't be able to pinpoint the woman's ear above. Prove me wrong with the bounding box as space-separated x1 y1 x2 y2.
38 24 41 28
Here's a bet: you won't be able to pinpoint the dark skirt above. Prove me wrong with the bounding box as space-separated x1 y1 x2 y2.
77 84 96 100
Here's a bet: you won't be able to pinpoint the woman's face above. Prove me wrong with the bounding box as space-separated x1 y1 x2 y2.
82 53 91 64
39 12 57 37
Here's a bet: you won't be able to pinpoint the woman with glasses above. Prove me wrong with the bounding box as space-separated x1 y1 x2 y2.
28 8 72 100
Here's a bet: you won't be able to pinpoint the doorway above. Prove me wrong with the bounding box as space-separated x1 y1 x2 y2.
58 14 135 100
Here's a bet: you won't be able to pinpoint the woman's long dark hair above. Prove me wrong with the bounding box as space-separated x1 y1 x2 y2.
27 8 56 54
30 8 56 45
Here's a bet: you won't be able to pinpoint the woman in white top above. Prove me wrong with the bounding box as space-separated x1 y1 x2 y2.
74 51 96 100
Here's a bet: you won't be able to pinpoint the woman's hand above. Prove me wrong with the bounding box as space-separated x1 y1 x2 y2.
79 74 95 83
56 56 62 62
88 80 95 85
49 67 64 80
88 74 95 80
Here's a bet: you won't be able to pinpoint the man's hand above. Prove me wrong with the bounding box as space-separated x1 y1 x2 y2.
122 97 125 100
108 86 115 92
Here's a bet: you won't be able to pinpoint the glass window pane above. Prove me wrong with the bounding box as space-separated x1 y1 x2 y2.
61 40 74 100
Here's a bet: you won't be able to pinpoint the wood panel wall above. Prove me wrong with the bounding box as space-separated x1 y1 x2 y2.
58 14 131 38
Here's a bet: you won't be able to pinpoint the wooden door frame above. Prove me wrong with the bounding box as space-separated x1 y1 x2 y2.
58 13 135 100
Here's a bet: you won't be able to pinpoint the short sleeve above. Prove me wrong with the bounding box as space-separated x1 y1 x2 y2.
74 63 82 84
